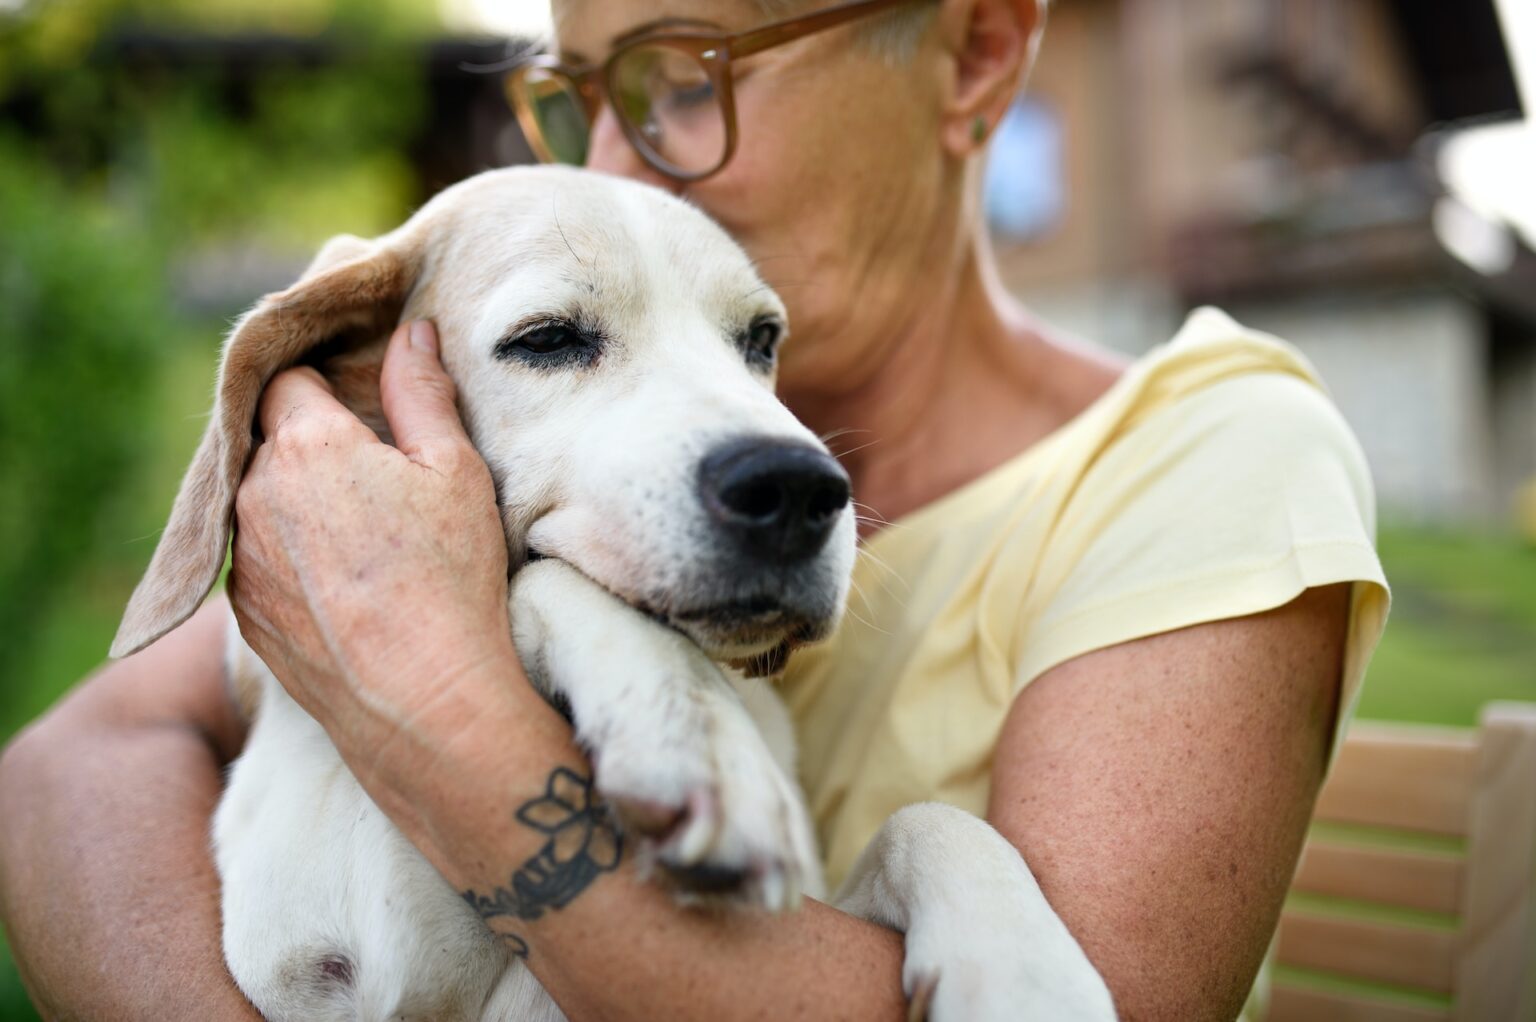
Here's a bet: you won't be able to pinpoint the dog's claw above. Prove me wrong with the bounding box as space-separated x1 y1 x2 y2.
667 788 720 865
609 795 685 839
761 867 785 912
906 971 939 1022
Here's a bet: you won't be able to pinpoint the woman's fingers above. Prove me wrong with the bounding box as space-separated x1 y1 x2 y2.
253 323 475 471
379 321 477 466
256 364 356 443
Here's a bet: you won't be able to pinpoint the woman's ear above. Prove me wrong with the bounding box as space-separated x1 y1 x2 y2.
110 235 420 659
935 0 1046 156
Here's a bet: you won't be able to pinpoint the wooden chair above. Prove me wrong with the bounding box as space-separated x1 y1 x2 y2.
1269 701 1536 1021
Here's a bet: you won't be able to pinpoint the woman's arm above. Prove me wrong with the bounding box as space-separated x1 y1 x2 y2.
0 596 262 1021
991 583 1350 1021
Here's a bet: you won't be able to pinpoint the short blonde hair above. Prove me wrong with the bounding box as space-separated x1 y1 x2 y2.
754 0 1046 64
753 0 938 62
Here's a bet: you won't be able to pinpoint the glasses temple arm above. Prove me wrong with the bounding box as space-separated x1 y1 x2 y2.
728 0 916 59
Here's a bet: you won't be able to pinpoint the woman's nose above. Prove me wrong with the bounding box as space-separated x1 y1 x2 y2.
585 109 682 193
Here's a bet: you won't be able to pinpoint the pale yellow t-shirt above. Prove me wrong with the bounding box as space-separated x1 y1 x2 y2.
781 307 1392 895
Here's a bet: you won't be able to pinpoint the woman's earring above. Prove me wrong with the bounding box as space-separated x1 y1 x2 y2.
971 116 988 144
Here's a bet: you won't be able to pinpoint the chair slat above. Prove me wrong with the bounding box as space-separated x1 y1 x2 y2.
1276 911 1458 993
1454 702 1536 1021
1314 725 1477 837
1293 841 1464 915
1268 984 1451 1022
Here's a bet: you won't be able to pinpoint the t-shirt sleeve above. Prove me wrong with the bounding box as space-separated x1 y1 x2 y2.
1013 371 1391 728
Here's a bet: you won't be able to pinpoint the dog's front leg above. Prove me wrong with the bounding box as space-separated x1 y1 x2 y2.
508 558 823 910
836 803 1117 1021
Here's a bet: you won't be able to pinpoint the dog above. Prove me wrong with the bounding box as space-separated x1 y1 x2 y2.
111 165 1116 1022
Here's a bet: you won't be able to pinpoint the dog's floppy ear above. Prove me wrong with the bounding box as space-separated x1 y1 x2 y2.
110 235 419 658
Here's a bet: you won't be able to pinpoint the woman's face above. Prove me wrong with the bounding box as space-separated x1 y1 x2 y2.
552 0 951 390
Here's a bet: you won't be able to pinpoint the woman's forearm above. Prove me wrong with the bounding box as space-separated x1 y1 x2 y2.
532 864 909 1022
374 655 910 1022
0 601 260 1021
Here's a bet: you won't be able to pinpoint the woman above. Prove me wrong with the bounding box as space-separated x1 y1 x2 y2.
0 0 1389 1018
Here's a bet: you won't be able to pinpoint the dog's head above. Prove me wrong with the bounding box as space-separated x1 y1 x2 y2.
112 166 856 666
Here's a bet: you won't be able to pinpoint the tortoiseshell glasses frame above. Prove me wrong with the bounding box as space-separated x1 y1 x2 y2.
504 0 922 182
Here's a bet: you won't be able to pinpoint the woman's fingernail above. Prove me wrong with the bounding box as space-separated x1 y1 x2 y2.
409 321 438 354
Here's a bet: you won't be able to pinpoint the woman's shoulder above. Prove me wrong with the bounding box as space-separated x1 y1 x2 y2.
1131 306 1321 394
1124 307 1359 452
1009 308 1388 692
1061 306 1352 462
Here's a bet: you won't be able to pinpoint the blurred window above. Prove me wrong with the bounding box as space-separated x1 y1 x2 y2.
984 98 1066 241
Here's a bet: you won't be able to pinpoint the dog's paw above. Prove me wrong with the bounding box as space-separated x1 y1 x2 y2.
583 655 820 912
900 923 1117 1022
509 559 822 912
651 709 821 913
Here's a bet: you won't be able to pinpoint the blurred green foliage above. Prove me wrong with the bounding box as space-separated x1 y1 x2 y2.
1 0 440 97
0 2 433 1014
0 138 170 698
0 0 428 697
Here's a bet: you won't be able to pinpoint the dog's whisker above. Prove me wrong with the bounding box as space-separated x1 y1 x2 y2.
842 577 889 635
853 535 908 577
550 196 595 285
829 438 882 460
855 552 910 605
819 427 872 448
749 280 816 294
850 501 900 532
740 279 816 301
853 543 905 582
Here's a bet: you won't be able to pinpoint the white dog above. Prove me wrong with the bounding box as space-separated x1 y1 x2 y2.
111 166 1115 1022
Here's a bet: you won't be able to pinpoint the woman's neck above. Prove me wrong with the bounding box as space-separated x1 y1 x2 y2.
782 234 1123 534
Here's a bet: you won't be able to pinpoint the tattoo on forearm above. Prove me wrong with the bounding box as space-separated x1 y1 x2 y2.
460 765 623 958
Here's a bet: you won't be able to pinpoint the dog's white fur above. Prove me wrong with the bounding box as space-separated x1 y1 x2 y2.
113 166 1116 1022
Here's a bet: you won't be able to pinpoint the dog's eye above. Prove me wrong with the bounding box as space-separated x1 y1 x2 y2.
495 320 601 368
513 324 584 354
744 318 783 369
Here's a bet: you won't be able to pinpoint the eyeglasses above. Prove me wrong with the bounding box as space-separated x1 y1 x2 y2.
504 0 922 183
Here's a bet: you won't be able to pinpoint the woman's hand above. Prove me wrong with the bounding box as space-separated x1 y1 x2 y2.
229 321 519 804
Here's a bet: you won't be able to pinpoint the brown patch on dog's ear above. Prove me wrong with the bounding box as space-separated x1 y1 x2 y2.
312 342 391 441
729 640 793 679
110 235 420 658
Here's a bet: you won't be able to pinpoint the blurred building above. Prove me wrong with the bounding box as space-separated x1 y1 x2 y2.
992 0 1532 524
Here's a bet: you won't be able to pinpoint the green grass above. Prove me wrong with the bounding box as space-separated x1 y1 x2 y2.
1 352 1534 1018
0 930 30 1022
1357 527 1536 726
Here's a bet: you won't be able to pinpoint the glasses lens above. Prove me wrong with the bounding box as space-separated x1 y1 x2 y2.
610 43 726 176
509 67 590 166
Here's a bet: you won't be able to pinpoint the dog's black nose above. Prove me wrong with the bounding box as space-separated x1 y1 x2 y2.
699 439 850 563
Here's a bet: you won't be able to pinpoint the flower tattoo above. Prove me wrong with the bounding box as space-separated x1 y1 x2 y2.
461 766 623 958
